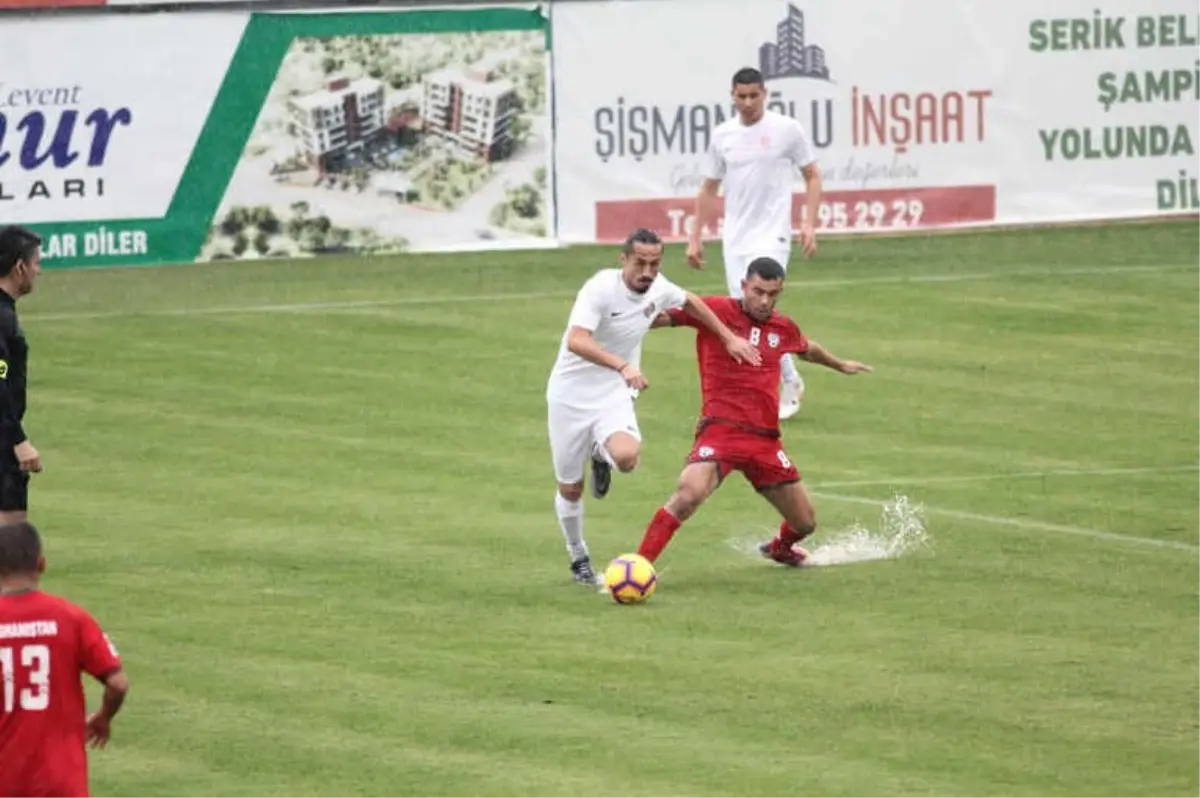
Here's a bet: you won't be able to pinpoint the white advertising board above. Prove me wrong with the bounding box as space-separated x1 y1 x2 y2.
551 0 1198 243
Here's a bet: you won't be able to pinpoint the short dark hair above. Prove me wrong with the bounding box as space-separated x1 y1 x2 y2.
0 226 41 278
732 67 765 89
746 257 786 282
622 228 662 255
0 521 42 577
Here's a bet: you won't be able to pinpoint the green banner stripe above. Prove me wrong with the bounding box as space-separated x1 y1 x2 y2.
165 13 289 260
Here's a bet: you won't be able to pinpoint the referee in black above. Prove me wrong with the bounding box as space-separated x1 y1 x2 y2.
0 226 43 523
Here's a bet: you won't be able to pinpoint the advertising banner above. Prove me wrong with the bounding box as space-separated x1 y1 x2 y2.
551 0 1198 244
3 6 551 267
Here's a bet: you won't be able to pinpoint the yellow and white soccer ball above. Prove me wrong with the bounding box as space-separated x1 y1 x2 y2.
604 553 658 604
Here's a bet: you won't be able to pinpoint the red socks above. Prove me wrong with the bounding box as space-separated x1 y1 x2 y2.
637 507 682 562
638 513 809 562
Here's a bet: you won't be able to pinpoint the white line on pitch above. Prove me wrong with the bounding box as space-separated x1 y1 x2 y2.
23 262 1194 323
814 464 1199 489
810 491 1199 553
23 290 576 322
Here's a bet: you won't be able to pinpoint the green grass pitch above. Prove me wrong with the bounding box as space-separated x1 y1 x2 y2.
22 220 1199 796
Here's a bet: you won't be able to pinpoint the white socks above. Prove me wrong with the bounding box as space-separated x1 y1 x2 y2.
780 353 801 384
591 440 616 467
555 492 588 562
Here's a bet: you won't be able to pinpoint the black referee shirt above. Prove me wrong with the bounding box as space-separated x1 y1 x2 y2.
0 290 29 449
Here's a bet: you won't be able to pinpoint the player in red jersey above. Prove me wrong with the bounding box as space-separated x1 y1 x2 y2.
0 521 129 798
637 257 872 567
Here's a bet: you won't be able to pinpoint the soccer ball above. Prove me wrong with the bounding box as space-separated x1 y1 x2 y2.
604 553 657 604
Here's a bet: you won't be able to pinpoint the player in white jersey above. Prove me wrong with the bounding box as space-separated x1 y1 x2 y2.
686 66 824 421
546 228 760 585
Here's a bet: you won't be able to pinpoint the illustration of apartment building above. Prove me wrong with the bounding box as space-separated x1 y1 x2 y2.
758 4 831 81
420 68 518 162
288 77 387 171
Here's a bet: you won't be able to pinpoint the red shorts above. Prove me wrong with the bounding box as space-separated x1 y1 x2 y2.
686 422 800 491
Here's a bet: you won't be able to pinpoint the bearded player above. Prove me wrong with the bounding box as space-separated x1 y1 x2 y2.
686 67 823 421
546 229 760 586
637 257 871 567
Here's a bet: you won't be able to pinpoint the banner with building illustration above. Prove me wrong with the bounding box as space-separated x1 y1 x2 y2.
5 0 1196 267
551 0 1198 244
5 6 551 268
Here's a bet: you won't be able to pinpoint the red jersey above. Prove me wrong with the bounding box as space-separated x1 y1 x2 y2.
668 296 809 435
0 590 122 798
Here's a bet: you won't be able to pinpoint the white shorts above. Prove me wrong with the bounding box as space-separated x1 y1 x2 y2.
547 394 641 485
723 249 791 297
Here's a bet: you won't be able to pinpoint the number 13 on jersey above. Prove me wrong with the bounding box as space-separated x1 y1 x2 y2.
1 644 50 712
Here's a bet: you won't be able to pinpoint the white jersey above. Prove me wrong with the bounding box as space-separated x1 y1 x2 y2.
547 268 687 409
704 110 817 256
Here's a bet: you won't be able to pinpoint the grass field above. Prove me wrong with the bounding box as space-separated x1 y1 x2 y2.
21 221 1200 796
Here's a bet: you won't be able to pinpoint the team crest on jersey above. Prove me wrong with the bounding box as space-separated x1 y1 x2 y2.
760 135 771 148
643 302 657 317
767 333 781 348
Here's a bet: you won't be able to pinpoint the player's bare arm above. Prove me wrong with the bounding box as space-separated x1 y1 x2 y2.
687 179 722 269
798 162 822 259
799 339 873 375
565 325 649 390
680 293 762 366
85 668 129 749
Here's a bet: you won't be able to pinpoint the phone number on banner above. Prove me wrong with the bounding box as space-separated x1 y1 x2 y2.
594 185 997 242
